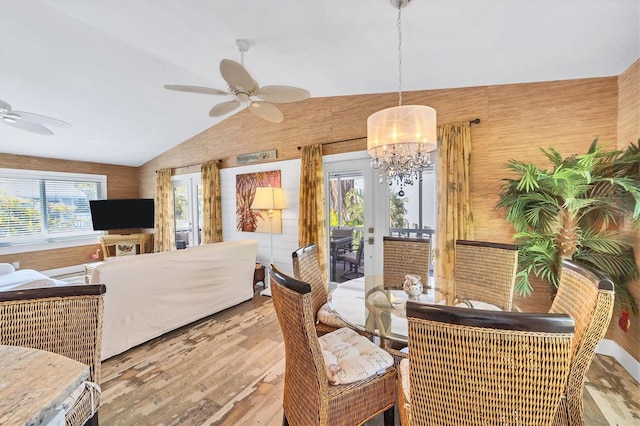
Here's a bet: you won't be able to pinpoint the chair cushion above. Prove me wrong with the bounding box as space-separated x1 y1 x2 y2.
398 358 411 403
319 327 394 385
465 300 502 311
317 303 350 328
436 299 502 311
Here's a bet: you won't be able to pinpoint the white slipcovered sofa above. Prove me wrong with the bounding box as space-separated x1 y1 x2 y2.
90 239 258 360
0 263 71 290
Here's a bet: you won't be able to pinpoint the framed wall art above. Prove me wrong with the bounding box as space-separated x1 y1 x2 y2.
235 170 282 233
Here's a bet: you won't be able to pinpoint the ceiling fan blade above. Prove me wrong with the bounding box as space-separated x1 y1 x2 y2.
13 111 71 127
164 85 229 96
0 100 11 112
249 101 284 123
3 119 54 135
209 100 241 117
220 59 257 93
256 85 310 103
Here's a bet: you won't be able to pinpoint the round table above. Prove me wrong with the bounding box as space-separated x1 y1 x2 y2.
328 276 444 344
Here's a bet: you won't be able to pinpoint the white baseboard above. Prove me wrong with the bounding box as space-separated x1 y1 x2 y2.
596 338 640 383
43 265 85 278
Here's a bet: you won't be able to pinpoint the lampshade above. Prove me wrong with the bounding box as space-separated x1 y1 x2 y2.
250 187 287 210
367 105 437 155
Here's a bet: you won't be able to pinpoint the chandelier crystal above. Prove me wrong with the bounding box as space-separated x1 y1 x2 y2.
367 0 437 195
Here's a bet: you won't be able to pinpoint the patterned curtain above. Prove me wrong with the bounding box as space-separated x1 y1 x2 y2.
201 160 223 244
154 168 175 252
298 144 328 283
435 122 475 303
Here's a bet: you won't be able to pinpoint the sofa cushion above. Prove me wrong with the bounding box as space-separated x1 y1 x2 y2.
0 263 16 275
318 327 393 385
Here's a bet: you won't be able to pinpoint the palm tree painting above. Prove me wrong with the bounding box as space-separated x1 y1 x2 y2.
236 170 282 233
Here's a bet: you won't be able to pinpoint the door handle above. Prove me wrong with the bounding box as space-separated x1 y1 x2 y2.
368 237 374 245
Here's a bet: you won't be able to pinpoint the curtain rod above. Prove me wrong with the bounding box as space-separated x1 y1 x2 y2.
155 159 222 173
297 118 480 150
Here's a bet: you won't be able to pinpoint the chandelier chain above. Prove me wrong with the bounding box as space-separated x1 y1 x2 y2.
397 4 403 107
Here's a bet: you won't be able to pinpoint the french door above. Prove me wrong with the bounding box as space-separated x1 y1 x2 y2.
171 172 202 248
324 152 388 281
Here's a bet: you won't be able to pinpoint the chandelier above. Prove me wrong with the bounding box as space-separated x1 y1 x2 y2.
367 0 437 196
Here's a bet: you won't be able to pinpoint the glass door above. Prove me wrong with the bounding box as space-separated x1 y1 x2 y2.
171 172 202 248
324 153 388 283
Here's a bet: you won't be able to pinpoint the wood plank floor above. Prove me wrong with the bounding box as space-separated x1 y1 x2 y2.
99 286 640 426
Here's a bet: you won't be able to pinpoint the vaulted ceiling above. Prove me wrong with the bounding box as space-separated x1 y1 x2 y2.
1 0 638 166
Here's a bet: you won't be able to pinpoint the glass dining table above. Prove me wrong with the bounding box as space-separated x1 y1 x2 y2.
328 276 514 344
327 275 444 344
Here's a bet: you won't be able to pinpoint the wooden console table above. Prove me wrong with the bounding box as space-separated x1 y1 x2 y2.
0 345 90 426
100 233 154 259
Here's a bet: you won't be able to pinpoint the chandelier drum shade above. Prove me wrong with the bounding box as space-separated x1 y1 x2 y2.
367 105 436 188
367 0 437 194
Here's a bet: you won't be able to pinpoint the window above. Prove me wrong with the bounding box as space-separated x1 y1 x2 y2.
0 169 106 245
388 167 436 239
328 171 365 240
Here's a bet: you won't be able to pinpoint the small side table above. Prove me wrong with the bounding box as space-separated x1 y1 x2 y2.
253 263 265 288
84 261 104 284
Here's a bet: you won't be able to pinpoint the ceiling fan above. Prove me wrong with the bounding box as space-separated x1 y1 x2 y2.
0 99 71 135
164 39 310 123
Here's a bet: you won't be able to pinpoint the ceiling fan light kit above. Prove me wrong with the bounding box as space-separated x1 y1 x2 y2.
0 99 71 135
164 39 309 123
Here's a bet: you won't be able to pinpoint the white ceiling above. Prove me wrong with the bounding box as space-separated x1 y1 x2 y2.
0 0 638 167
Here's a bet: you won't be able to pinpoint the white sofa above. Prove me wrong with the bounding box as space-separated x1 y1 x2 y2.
90 239 258 360
0 263 70 290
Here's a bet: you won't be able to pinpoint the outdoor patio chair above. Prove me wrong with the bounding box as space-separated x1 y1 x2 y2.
454 240 519 310
398 301 575 425
270 264 396 426
0 284 106 426
550 260 615 426
339 237 365 279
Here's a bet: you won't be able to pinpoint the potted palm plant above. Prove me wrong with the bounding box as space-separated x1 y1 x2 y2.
497 139 640 312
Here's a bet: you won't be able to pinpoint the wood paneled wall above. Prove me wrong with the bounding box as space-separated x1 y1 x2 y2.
611 60 640 360
0 154 139 271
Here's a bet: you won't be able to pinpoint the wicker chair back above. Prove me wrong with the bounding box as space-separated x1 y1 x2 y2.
383 236 430 289
292 243 328 317
0 284 106 426
454 240 518 310
549 260 615 426
401 301 575 426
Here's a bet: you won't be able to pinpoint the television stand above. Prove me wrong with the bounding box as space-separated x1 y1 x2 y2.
100 233 154 259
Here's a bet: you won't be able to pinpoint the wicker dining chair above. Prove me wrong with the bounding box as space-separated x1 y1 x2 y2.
270 264 396 426
383 236 431 290
550 260 615 426
292 243 350 335
0 284 106 426
454 240 519 310
398 301 575 426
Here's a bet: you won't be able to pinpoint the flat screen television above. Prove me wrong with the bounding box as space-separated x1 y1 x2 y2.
89 199 154 230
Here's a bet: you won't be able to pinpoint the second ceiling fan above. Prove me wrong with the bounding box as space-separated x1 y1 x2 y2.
165 39 310 123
